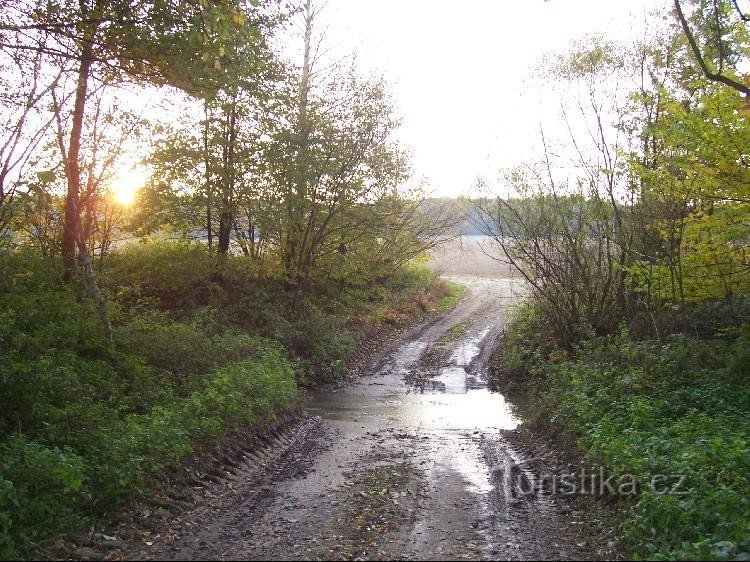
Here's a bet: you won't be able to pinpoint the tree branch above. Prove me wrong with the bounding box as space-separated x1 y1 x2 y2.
674 0 750 95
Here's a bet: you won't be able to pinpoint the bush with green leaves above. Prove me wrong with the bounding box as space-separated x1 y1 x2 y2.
0 336 296 557
87 341 297 506
103 240 220 312
0 248 301 557
282 304 356 384
114 312 262 391
0 437 87 558
503 308 750 560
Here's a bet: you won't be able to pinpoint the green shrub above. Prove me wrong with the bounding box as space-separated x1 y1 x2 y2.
114 312 259 390
104 240 218 312
0 436 87 559
0 251 117 438
385 259 436 294
86 339 297 503
0 340 297 551
283 305 355 384
435 281 466 311
503 304 750 560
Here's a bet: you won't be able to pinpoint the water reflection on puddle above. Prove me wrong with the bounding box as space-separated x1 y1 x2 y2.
414 390 519 431
428 431 495 495
307 388 517 497
386 340 427 375
307 389 519 432
306 292 523 498
433 367 466 393
450 327 490 367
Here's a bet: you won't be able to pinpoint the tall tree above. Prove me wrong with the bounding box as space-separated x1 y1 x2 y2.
265 1 410 307
0 0 276 343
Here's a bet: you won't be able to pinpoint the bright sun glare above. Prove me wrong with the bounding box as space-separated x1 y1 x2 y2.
110 167 149 206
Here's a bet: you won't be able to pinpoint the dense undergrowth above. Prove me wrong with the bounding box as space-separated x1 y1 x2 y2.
501 300 750 560
0 242 448 558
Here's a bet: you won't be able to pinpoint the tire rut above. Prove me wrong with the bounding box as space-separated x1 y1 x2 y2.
123 415 330 560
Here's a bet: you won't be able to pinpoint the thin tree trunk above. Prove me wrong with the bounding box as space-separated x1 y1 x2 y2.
286 0 314 309
62 48 93 276
218 208 231 254
58 14 112 346
203 100 213 250
217 100 237 255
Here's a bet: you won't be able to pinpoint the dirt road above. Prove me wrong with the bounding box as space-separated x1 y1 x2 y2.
127 237 601 561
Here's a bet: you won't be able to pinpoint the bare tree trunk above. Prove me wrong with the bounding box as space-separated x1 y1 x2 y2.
217 99 237 255
218 208 232 254
248 212 256 259
203 100 213 250
298 0 313 129
57 16 112 346
62 48 93 277
285 0 314 310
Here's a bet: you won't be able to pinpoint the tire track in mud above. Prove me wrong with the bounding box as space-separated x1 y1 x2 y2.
121 415 333 561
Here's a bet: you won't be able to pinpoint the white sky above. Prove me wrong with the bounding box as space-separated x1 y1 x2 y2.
305 0 672 197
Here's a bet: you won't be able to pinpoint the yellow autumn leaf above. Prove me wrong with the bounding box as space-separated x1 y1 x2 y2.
231 10 246 26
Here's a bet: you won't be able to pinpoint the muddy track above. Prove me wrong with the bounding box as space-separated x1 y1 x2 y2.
106 238 617 562
112 416 329 560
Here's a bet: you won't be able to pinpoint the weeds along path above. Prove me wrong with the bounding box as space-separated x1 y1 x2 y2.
125 237 599 561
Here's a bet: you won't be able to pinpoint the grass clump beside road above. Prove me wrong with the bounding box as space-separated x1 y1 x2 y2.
435 281 466 311
437 322 467 344
501 302 750 561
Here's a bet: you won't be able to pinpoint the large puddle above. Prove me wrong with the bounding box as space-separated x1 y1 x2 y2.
306 281 523 500
307 314 519 432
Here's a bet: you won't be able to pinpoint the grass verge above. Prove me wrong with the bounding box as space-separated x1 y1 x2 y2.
434 281 466 312
499 302 750 561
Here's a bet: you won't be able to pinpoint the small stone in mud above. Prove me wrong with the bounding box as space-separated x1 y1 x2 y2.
95 539 121 551
73 547 103 561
